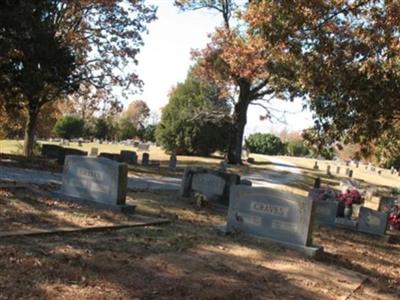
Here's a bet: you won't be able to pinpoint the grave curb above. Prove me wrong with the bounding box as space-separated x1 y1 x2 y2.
217 225 324 258
49 191 136 214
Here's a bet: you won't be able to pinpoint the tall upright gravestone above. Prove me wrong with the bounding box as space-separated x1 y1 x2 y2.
61 156 134 212
225 186 322 257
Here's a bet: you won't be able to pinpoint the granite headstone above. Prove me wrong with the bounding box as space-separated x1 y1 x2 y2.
226 185 322 257
358 207 388 236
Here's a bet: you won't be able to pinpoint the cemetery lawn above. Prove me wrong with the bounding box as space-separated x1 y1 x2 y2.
1 185 400 299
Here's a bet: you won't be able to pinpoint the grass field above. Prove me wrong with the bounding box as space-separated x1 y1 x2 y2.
1 139 399 191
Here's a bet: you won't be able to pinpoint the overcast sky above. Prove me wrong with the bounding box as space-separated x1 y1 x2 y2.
131 0 314 136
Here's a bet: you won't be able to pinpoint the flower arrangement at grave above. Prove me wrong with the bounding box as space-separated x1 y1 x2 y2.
338 189 362 206
388 205 400 230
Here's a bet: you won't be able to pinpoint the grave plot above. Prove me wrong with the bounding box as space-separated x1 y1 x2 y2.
0 188 399 300
0 184 168 237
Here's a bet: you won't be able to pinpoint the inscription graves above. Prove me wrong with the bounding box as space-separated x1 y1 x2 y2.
61 156 133 212
226 186 322 257
358 207 388 236
180 167 240 206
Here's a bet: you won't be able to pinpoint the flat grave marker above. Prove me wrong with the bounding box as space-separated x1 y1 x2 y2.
358 207 388 236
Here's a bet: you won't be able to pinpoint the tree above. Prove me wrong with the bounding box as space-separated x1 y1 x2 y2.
245 0 400 147
0 1 77 156
156 69 231 156
0 1 156 156
245 133 285 155
175 0 288 164
124 100 151 129
140 124 157 143
117 118 137 141
53 116 84 140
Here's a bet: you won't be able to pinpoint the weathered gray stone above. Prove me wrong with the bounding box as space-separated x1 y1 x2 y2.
142 153 149 165
336 166 341 174
62 156 130 211
313 161 319 170
169 154 177 171
314 200 339 226
358 207 388 236
226 186 322 257
120 150 137 165
41 144 65 164
348 169 353 178
379 196 399 213
99 152 120 161
180 167 240 206
90 147 98 156
326 165 331 175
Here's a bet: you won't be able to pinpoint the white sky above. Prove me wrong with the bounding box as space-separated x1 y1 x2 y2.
129 0 315 137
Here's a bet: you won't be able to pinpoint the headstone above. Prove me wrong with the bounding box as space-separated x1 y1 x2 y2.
314 177 321 189
358 207 388 236
98 152 120 161
313 161 319 170
169 154 177 171
348 169 353 178
142 152 149 165
61 156 133 212
226 186 322 257
120 150 137 165
138 143 150 151
90 147 98 156
64 148 87 159
247 157 255 164
41 144 65 164
326 165 331 175
345 161 350 167
180 167 241 206
336 166 341 174
314 200 339 226
78 140 83 147
240 179 252 186
390 167 395 175
364 191 381 211
379 196 399 213
345 168 350 175
355 161 359 168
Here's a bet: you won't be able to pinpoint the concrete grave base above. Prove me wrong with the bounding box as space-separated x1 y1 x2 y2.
217 224 324 258
50 191 135 214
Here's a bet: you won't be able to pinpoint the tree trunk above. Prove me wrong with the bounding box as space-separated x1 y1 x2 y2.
23 106 39 157
227 80 251 164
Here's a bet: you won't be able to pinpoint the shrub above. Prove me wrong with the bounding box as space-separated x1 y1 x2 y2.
156 69 231 156
285 140 310 157
245 133 285 155
53 116 84 139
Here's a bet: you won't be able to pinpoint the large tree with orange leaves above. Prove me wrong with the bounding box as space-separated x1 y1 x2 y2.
176 0 288 164
0 0 156 156
177 0 400 164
